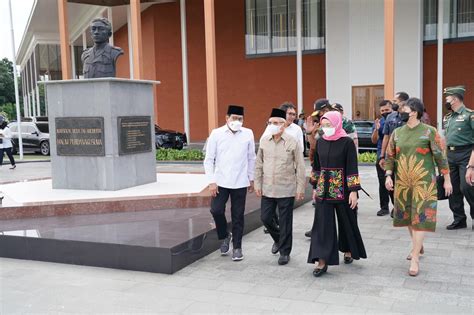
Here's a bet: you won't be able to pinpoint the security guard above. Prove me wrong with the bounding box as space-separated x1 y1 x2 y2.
443 85 474 230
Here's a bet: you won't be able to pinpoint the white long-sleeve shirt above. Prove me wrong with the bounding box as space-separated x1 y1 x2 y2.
260 123 304 153
0 127 13 149
204 125 256 189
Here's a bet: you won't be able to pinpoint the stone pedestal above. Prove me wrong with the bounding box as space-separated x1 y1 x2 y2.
45 78 158 190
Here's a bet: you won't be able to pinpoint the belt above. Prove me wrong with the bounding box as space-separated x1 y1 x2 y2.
447 144 473 151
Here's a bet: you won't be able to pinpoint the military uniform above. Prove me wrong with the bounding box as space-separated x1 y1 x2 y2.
443 85 474 227
81 44 123 78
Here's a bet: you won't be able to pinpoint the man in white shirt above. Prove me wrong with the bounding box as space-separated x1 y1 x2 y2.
0 116 16 169
204 105 256 261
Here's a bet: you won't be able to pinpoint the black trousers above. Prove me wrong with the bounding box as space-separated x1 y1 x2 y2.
261 196 295 255
210 186 247 249
0 147 15 166
447 148 474 223
376 157 393 211
308 200 366 266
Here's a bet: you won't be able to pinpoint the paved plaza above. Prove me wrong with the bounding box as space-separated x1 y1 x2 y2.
0 164 473 314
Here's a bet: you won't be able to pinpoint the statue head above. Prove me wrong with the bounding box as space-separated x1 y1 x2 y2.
90 18 112 45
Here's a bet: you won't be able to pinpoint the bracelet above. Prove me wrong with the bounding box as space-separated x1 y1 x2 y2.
385 173 392 177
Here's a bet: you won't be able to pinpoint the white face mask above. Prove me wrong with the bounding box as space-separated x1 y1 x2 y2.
322 127 336 137
266 124 282 135
228 120 243 131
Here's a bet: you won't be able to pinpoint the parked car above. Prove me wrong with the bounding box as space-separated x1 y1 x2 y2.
155 124 187 150
8 121 50 156
353 120 377 152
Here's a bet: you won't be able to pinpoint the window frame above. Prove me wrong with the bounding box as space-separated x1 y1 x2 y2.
244 0 326 57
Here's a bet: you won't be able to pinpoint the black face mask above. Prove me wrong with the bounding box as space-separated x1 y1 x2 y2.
392 104 399 112
445 102 452 111
382 112 390 119
400 112 410 123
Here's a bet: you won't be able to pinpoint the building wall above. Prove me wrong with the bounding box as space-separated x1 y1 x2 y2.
326 0 384 118
423 40 474 127
394 0 423 100
116 0 326 141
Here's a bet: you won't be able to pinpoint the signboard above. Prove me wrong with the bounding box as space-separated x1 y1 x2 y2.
118 116 152 155
55 117 105 156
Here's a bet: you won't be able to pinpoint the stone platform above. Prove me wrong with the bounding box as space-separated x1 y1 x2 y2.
0 173 209 220
0 185 312 274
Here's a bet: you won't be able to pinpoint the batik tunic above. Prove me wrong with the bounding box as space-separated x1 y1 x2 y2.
385 123 449 232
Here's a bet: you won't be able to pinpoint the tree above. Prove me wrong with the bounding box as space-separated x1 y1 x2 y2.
0 58 15 105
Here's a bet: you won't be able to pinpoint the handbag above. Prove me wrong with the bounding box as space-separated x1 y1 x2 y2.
437 175 448 200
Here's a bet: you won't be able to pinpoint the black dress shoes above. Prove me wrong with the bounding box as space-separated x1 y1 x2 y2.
278 255 290 265
377 209 389 216
304 230 312 238
446 221 467 230
271 242 279 254
313 265 328 277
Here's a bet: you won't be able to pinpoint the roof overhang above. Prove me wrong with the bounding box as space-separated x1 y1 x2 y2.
16 0 174 68
67 0 163 6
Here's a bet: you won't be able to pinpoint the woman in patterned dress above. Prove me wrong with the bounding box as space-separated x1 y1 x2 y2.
385 98 452 276
307 111 366 277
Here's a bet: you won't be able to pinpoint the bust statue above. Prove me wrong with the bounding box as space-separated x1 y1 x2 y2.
81 18 123 78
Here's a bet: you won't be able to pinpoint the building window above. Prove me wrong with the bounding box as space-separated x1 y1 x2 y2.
424 0 474 41
245 0 325 56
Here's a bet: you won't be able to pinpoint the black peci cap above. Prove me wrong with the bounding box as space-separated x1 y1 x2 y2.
227 105 244 116
270 108 286 120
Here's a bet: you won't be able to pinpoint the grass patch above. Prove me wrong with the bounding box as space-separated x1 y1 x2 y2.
358 152 377 163
156 148 204 161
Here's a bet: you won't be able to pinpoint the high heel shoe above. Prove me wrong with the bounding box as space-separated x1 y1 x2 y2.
313 264 328 277
406 246 424 260
408 259 419 277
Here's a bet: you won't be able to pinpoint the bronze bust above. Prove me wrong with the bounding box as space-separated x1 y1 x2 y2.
81 18 123 78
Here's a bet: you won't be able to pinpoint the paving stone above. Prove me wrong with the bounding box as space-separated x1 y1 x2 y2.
1 165 473 314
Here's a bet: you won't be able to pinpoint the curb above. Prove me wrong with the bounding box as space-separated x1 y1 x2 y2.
4 159 50 165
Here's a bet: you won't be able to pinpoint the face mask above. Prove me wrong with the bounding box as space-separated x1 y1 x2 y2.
400 112 410 123
322 127 336 137
444 102 452 111
266 124 282 135
382 112 390 119
392 104 399 112
228 121 242 132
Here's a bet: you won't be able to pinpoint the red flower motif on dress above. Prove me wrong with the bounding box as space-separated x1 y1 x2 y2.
416 147 430 155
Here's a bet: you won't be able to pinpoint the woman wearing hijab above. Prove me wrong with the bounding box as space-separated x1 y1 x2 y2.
308 111 366 277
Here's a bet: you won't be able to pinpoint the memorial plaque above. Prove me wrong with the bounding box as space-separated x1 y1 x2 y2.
118 116 152 155
55 117 105 156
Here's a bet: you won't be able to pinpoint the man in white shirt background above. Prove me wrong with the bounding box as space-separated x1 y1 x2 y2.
203 105 256 261
261 102 304 154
